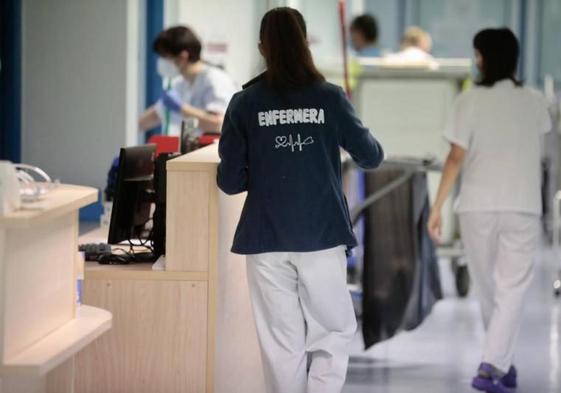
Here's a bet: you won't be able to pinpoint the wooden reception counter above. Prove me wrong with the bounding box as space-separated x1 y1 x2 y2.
75 144 265 393
0 185 112 393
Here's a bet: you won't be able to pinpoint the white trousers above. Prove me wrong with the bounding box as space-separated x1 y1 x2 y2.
459 212 539 372
246 246 357 393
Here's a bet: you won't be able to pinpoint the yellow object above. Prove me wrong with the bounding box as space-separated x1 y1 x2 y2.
462 78 473 91
349 58 363 91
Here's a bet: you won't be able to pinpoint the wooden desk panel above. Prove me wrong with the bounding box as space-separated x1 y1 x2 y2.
75 145 265 393
167 145 265 392
84 262 208 281
2 212 76 361
166 171 211 272
75 279 207 393
0 185 97 229
0 184 110 393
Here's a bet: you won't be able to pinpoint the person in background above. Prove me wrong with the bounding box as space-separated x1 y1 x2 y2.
217 7 384 393
386 26 434 61
138 26 237 136
350 14 381 57
428 28 551 393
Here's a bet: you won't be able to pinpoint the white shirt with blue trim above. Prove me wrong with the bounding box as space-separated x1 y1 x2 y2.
155 64 238 135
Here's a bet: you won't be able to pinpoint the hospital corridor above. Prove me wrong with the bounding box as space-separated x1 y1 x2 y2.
344 245 561 393
1 1 560 393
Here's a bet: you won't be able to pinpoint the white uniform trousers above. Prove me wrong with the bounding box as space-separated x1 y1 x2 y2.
459 212 539 372
246 246 357 393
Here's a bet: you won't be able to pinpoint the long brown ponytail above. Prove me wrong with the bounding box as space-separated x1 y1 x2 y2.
259 7 325 91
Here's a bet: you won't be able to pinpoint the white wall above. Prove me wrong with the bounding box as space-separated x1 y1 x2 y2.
165 0 267 86
21 0 144 191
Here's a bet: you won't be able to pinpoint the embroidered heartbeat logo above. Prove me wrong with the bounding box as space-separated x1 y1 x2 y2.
275 134 314 152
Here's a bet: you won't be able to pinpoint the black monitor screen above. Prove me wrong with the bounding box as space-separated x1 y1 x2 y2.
152 152 179 256
108 144 156 245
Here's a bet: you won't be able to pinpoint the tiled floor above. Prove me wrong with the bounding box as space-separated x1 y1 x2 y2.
343 247 561 393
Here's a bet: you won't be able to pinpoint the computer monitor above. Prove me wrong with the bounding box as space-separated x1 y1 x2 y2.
180 119 221 153
152 152 180 257
108 144 156 245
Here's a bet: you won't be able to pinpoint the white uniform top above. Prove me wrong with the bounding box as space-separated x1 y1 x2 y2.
155 64 238 136
444 79 552 215
385 47 434 62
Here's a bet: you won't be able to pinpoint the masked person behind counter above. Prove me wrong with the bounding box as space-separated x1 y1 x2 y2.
138 26 237 136
217 7 384 393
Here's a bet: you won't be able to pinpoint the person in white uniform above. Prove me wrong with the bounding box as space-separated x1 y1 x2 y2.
384 26 434 63
138 26 237 136
428 28 551 393
217 7 384 393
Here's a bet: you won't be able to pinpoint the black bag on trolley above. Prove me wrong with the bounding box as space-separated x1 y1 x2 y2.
360 165 442 348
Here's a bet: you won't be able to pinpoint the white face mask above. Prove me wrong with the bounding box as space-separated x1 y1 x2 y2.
157 57 180 78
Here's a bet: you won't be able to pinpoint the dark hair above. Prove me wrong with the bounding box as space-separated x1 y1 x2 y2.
153 26 202 63
473 28 521 87
350 14 379 43
259 7 325 91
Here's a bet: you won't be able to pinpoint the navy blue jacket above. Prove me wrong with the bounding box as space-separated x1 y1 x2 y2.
217 76 384 255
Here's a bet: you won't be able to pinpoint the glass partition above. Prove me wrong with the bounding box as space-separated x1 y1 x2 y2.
539 0 561 83
414 0 514 58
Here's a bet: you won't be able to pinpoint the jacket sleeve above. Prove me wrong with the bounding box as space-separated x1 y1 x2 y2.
217 94 248 195
335 88 384 169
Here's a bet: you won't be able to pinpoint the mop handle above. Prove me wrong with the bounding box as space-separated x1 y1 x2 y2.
338 0 351 99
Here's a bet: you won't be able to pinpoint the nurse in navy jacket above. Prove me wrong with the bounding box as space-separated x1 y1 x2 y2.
217 7 384 393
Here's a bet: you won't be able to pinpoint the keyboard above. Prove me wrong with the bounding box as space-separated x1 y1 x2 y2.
78 243 112 261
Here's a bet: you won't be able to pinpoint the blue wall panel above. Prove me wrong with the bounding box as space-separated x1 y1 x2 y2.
145 0 165 140
0 0 22 162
